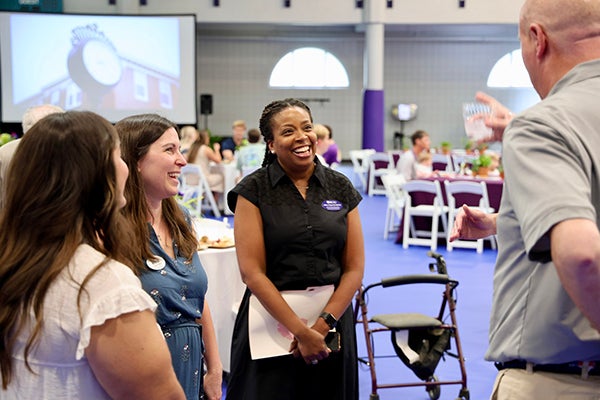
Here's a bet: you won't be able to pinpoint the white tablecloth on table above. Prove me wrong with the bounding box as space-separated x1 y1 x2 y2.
194 217 245 372
199 247 245 373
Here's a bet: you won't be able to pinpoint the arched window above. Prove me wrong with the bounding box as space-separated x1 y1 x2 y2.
487 49 533 88
269 47 349 89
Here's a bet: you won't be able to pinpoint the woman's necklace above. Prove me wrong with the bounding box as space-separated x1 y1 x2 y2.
293 178 310 190
293 183 309 200
151 211 175 259
153 222 171 250
156 231 168 249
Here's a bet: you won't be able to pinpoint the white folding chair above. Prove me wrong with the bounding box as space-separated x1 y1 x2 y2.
349 149 375 190
402 179 448 251
451 154 478 174
444 180 497 253
388 150 403 169
432 153 453 173
381 173 406 240
179 164 221 218
367 152 395 196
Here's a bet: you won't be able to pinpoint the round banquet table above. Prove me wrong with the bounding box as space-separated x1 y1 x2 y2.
194 217 245 372
198 246 245 373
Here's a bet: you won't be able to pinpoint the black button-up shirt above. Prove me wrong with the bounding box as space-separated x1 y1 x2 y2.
228 160 362 291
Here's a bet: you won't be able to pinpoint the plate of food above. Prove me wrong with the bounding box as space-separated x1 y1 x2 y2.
198 235 235 249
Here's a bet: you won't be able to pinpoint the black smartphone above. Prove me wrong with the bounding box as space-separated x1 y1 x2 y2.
325 331 341 352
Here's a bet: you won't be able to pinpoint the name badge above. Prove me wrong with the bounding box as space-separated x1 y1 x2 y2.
321 200 343 211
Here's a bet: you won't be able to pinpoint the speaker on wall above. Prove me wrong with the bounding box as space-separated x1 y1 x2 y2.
200 94 213 115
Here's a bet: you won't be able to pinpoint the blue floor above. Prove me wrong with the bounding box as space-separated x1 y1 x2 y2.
356 189 498 400
215 163 499 399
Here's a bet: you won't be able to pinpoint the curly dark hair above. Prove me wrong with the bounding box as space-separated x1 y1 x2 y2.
259 98 312 167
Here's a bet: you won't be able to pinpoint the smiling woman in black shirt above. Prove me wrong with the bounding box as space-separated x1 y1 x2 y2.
226 98 365 400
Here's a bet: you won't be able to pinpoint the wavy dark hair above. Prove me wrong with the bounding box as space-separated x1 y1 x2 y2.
259 98 312 167
115 114 197 270
0 111 137 389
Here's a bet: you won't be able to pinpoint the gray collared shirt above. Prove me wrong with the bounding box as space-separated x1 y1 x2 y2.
487 59 600 364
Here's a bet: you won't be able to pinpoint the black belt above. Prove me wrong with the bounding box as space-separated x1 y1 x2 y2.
495 360 600 376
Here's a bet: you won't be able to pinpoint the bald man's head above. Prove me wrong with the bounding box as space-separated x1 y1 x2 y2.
22 104 65 134
519 0 600 97
520 0 600 45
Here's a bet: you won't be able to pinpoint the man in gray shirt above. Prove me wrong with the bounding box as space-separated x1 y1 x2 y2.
450 0 600 398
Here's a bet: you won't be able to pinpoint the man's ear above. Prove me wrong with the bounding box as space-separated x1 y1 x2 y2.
530 23 548 59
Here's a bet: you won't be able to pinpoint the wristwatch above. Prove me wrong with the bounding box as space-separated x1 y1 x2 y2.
319 311 337 329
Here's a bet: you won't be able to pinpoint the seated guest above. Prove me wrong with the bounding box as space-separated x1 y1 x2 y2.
322 124 342 166
236 128 266 174
179 125 200 157
313 123 330 166
414 152 451 179
487 152 502 177
187 129 224 196
396 129 431 180
221 119 247 162
415 151 434 178
0 111 184 399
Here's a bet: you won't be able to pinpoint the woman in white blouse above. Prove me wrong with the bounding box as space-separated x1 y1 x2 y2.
0 111 184 399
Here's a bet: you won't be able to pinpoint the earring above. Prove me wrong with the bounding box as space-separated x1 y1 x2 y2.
271 150 275 154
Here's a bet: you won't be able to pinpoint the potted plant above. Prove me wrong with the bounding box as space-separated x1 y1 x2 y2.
440 141 452 155
471 153 492 177
477 142 488 154
463 139 475 154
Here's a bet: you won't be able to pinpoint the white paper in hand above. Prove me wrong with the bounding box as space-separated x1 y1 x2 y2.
248 285 334 360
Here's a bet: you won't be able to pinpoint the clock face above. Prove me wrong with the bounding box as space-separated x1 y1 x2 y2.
81 40 122 86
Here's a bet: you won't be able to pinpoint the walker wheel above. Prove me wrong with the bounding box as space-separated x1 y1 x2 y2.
426 375 440 400
455 387 470 400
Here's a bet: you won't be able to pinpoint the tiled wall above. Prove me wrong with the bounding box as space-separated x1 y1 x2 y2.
197 34 539 157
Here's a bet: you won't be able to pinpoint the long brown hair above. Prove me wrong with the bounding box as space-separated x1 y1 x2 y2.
259 98 312 167
186 129 210 164
0 111 137 389
115 114 197 269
